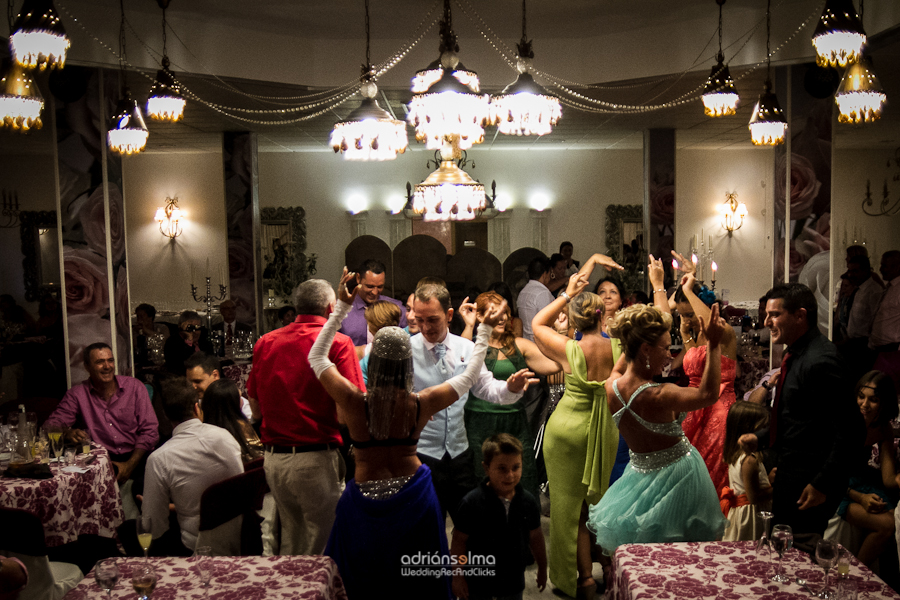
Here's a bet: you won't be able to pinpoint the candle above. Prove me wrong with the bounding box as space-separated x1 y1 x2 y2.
672 258 680 271
709 236 712 253
190 263 195 287
691 253 698 265
711 261 718 282
206 257 210 279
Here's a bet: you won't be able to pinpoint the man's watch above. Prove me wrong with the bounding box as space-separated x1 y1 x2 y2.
761 381 771 391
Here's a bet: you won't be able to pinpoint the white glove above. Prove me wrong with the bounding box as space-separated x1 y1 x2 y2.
309 300 351 378
447 322 492 398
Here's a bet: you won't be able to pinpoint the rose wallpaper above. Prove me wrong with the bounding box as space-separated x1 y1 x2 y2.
647 129 676 290
223 132 258 329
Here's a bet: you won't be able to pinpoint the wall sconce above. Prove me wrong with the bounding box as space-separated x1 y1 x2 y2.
720 191 747 233
154 196 184 239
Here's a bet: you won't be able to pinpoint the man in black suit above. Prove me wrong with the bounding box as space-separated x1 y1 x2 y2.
212 299 252 355
740 283 865 540
164 310 213 375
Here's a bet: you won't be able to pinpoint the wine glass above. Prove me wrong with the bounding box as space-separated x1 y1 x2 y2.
131 563 158 600
136 515 153 563
816 539 839 599
195 546 212 587
755 511 773 563
770 524 793 582
94 558 119 600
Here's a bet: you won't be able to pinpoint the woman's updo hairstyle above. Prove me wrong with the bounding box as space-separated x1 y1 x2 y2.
608 304 673 360
568 292 604 333
674 282 717 307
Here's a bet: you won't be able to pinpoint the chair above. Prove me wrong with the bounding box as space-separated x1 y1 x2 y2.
244 455 265 472
0 508 83 600
196 467 268 556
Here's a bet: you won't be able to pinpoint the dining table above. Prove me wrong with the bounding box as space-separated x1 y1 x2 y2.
609 540 900 600
0 445 124 547
62 555 348 599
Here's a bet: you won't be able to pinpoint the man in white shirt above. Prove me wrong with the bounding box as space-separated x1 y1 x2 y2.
838 255 883 380
142 379 244 554
184 352 255 421
518 256 555 341
870 250 900 352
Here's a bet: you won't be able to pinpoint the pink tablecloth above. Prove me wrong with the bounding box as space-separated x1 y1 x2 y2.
0 447 124 547
63 555 348 599
610 541 900 600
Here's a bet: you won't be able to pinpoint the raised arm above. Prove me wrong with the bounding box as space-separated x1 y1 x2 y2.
577 252 624 280
458 296 477 341
533 273 590 369
515 337 562 376
648 254 670 315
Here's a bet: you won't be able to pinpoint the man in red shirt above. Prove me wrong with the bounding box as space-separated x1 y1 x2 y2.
247 279 365 556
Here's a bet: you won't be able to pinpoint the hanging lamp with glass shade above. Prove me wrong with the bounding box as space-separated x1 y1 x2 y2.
407 0 489 151
9 0 70 70
702 0 739 117
748 0 787 146
489 0 561 136
409 144 487 222
107 0 148 155
0 60 43 131
835 56 885 123
330 0 407 161
146 1 185 122
811 0 866 68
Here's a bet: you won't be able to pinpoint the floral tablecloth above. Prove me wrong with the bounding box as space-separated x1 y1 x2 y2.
0 447 124 547
63 555 348 599
610 541 900 600
222 361 252 397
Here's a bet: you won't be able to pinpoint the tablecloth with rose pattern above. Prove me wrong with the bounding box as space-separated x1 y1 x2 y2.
610 541 900 600
0 446 124 547
63 556 348 600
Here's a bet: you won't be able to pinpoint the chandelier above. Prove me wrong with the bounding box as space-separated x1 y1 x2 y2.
407 0 489 151
0 61 44 131
748 0 786 146
835 57 885 124
330 0 407 161
108 0 148 155
9 0 70 70
146 1 185 122
811 0 866 68
407 143 488 222
702 0 739 117
489 0 561 136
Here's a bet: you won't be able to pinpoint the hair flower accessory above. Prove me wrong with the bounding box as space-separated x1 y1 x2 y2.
697 285 717 307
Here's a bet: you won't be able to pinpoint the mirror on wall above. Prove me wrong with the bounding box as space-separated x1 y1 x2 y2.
21 211 60 301
605 204 646 296
258 206 316 333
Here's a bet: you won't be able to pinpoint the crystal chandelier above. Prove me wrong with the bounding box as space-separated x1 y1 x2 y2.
835 57 885 124
0 61 44 131
407 0 489 151
702 0 739 117
489 0 561 136
748 0 787 146
146 1 185 122
330 0 407 161
108 0 148 155
408 139 487 222
9 0 70 70
811 0 866 68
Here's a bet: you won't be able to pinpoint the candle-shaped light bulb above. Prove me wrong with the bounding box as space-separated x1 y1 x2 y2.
691 253 698 265
673 258 680 271
711 261 718 282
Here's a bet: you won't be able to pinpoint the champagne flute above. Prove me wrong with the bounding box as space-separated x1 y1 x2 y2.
131 563 158 600
94 558 119 600
770 524 793 582
47 425 63 463
816 539 839 599
137 515 153 563
755 511 773 564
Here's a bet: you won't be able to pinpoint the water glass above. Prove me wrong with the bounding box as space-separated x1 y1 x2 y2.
195 546 212 587
131 563 158 600
94 558 119 600
770 524 792 582
816 539 839 599
64 446 76 466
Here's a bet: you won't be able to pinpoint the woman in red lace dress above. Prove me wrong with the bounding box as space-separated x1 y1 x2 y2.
671 269 738 492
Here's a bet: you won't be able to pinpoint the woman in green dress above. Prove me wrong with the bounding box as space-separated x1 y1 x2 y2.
460 291 561 499
533 254 622 599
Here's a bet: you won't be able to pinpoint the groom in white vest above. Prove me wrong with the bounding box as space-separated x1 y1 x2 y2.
410 283 536 522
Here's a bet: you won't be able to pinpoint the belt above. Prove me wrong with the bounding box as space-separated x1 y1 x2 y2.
265 443 338 454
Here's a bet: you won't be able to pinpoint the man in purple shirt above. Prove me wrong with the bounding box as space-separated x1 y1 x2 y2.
46 342 159 484
338 259 407 346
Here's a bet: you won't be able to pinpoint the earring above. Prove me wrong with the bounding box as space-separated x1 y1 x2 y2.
646 355 651 370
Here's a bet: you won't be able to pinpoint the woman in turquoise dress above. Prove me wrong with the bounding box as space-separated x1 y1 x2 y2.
533 253 623 600
587 302 728 552
460 292 562 500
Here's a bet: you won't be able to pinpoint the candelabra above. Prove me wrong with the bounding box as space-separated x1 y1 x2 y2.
191 277 227 330
1 190 21 229
673 239 719 291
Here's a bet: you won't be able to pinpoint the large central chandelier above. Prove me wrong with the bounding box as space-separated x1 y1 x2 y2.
10 0 70 70
146 1 185 122
489 0 561 136
811 0 866 68
702 0 739 117
409 142 487 222
330 0 407 161
0 61 44 131
748 0 787 146
407 0 489 151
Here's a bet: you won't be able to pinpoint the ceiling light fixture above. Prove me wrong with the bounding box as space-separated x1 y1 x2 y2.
407 0 489 151
811 0 866 68
834 3 885 124
107 0 148 155
702 0 739 117
146 0 185 122
489 0 561 136
154 196 184 238
0 60 43 131
330 0 407 161
407 145 489 222
749 0 787 146
9 0 69 70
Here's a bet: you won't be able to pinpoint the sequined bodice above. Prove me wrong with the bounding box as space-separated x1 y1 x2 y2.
611 380 685 437
612 379 692 472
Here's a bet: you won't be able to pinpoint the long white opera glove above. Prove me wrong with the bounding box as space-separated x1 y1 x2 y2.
447 322 492 398
309 300 351 378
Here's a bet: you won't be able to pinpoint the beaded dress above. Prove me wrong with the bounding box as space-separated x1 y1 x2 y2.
587 380 727 552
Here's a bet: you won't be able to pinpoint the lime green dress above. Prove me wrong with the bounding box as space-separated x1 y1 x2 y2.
463 343 540 500
542 339 620 597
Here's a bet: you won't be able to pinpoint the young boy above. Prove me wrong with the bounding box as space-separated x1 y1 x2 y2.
451 433 548 600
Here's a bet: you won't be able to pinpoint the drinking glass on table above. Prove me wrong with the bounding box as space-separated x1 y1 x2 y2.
816 539 839 599
131 563 158 600
194 546 212 587
94 558 119 600
136 515 153 562
25 412 37 437
755 511 773 562
770 524 792 582
46 425 64 462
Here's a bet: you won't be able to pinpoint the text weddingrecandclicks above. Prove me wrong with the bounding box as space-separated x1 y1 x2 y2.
400 552 496 578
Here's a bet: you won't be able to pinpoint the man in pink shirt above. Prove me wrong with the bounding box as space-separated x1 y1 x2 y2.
45 342 159 485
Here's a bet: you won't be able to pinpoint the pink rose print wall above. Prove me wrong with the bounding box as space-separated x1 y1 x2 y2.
54 67 131 383
646 129 676 290
223 132 259 332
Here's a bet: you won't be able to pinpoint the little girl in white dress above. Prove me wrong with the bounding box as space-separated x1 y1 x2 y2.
721 401 773 541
